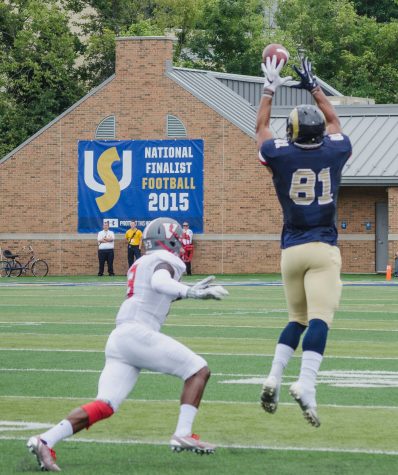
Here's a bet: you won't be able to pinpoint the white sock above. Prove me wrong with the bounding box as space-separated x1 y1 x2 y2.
174 404 198 437
268 344 295 382
40 419 73 448
298 351 323 389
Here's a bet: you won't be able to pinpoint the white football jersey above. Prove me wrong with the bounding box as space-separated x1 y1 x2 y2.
116 250 186 331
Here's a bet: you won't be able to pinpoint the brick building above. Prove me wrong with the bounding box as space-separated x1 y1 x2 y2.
1 36 397 275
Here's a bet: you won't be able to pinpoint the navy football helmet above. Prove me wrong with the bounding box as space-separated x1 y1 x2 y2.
286 105 325 145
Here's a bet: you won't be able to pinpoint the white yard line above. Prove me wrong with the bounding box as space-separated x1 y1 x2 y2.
2 333 396 344
1 368 398 378
0 396 397 410
1 322 398 333
0 434 397 455
1 321 398 332
0 348 397 359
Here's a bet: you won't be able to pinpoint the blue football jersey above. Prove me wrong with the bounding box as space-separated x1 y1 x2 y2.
259 134 352 249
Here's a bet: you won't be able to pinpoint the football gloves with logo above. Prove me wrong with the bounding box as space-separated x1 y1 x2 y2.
291 57 319 92
187 285 229 300
262 56 292 94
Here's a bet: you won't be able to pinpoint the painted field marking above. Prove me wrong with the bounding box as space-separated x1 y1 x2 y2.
2 332 397 345
0 348 397 360
2 280 398 288
1 434 397 455
2 367 398 387
0 421 52 432
220 370 398 388
0 397 397 410
2 366 398 390
1 321 397 332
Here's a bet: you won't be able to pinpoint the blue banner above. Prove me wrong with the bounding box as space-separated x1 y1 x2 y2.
78 140 204 233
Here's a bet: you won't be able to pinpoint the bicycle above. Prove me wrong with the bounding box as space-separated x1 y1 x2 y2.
0 245 49 277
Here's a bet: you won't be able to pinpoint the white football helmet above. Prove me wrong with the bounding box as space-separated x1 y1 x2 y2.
142 217 183 255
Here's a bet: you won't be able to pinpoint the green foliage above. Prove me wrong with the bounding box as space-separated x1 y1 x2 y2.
0 0 84 157
353 0 398 22
121 16 164 37
64 1 160 88
182 0 266 75
276 0 398 103
152 0 207 59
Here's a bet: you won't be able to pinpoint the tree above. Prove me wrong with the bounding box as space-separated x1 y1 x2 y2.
275 0 398 103
152 0 207 59
353 0 398 22
0 0 84 157
63 0 160 87
181 0 267 75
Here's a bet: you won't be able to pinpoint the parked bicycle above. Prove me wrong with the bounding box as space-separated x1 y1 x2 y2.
0 245 49 277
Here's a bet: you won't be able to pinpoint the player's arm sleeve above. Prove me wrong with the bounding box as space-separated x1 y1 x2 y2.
328 133 353 160
258 140 275 167
258 150 268 166
151 266 189 299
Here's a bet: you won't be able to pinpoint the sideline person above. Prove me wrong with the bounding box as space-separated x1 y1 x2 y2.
125 219 143 268
256 56 352 427
97 221 115 276
181 222 194 276
27 217 228 472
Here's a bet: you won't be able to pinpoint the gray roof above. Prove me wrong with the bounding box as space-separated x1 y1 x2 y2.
212 70 343 107
166 63 257 137
167 66 398 185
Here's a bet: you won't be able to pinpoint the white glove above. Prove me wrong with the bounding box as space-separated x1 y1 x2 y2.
262 56 292 94
190 276 215 290
187 285 229 300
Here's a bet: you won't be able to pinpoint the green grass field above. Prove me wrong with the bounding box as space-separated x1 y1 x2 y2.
0 274 397 474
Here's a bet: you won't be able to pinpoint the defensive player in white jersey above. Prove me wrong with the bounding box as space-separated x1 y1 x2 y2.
27 217 228 472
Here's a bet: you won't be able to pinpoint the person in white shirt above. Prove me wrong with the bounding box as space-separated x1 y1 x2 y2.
27 217 229 471
97 221 115 276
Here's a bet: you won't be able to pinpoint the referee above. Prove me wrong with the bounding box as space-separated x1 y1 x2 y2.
125 219 143 268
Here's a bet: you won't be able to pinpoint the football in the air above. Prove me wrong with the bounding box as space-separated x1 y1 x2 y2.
262 43 289 66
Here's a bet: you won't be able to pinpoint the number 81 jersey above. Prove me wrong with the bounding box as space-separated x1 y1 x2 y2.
259 134 352 249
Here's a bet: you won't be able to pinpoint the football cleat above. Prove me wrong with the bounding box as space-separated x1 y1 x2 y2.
289 382 321 428
170 433 216 455
27 436 61 472
260 376 280 414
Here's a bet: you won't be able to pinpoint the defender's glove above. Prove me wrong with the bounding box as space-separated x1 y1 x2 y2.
187 285 229 300
291 57 319 91
262 56 292 94
190 276 215 291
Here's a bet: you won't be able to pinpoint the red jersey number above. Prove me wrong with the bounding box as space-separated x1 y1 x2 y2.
127 264 138 298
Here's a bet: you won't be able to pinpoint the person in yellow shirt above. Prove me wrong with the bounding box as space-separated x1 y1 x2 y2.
125 220 143 268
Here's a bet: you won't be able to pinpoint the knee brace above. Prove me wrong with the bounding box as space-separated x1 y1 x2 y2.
81 400 114 428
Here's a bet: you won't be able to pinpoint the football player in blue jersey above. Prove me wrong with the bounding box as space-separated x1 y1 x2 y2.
256 55 352 427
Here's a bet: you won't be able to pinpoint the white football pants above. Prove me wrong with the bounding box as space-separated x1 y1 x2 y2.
96 322 207 411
